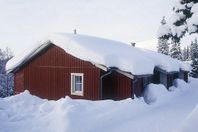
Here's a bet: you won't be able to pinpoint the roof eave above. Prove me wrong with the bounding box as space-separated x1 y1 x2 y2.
6 40 52 74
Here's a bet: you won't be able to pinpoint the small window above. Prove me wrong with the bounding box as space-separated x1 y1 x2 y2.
71 73 84 96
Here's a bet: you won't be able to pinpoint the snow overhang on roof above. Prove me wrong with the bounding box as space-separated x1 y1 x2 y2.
6 33 191 75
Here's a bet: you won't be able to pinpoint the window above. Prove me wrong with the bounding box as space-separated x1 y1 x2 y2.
71 73 84 96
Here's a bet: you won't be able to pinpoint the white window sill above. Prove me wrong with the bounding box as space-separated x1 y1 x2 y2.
71 92 83 96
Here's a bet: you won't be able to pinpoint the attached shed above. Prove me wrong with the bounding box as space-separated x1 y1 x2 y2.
6 33 191 100
153 67 189 89
179 69 189 82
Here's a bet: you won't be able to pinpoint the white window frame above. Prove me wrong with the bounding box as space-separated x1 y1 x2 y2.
71 73 84 96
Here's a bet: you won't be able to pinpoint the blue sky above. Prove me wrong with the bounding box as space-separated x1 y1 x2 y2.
0 0 175 54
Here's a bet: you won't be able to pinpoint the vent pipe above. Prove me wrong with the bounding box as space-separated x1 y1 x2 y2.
74 29 77 34
130 42 136 47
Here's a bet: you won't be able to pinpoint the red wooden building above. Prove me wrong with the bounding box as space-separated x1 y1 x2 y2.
11 44 146 100
6 34 190 100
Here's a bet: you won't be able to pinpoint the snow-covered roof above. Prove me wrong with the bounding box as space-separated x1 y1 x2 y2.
6 33 191 75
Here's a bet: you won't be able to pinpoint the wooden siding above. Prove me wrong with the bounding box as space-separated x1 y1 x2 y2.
153 69 160 84
153 68 188 89
184 72 188 82
15 44 101 100
102 71 132 100
160 72 168 87
179 71 188 82
167 73 179 88
14 69 24 94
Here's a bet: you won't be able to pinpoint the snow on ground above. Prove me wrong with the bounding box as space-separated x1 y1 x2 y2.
175 104 198 132
1 78 198 132
143 83 168 104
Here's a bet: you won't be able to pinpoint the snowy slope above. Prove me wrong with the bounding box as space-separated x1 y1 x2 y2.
1 78 198 132
175 104 198 132
6 33 190 75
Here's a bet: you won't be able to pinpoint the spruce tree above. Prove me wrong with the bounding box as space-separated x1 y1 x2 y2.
170 38 183 60
158 0 198 63
173 0 196 35
190 38 198 77
182 45 191 61
169 1 187 60
185 0 198 34
0 47 14 97
182 47 188 61
157 17 170 55
157 39 169 55
172 0 198 35
186 45 191 60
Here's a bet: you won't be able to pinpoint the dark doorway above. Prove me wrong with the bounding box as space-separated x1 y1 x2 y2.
101 71 132 100
133 78 143 97
167 72 179 88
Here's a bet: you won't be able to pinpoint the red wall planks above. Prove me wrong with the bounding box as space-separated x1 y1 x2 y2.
15 44 101 100
14 69 24 94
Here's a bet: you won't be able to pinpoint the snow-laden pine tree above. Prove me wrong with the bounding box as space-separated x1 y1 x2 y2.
162 0 198 38
157 39 169 55
190 38 198 77
168 0 188 60
170 0 198 35
190 41 195 59
173 0 198 35
170 38 183 60
182 45 191 61
157 17 171 55
0 47 14 97
186 0 198 34
182 47 188 61
187 45 191 60
159 0 198 78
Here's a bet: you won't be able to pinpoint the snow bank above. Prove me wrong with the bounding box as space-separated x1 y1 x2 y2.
0 90 147 132
144 79 190 105
173 79 190 90
6 33 190 75
175 104 198 132
1 79 198 132
143 83 168 104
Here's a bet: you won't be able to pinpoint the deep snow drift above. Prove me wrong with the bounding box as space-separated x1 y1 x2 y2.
1 78 198 132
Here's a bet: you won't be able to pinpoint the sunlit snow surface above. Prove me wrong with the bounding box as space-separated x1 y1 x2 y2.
6 33 190 75
1 78 198 132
